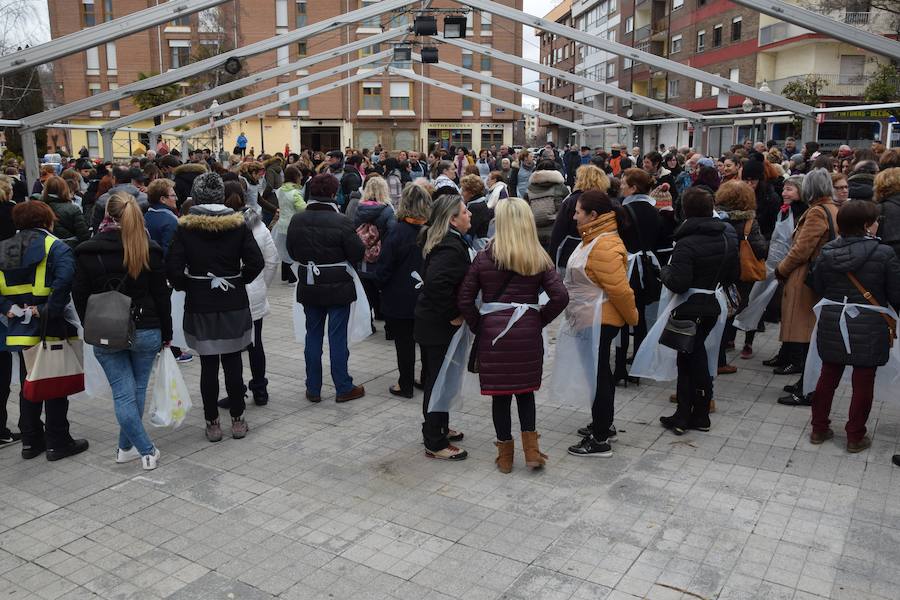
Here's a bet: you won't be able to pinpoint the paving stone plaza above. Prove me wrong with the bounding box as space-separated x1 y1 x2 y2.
2 282 900 600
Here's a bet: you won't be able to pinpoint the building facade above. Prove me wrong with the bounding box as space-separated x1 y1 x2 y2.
47 0 523 157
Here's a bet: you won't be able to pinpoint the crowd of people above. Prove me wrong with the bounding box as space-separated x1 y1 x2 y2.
1 134 899 472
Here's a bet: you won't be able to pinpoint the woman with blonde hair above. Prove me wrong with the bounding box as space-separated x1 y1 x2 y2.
414 194 472 460
72 193 172 470
458 198 569 472
549 164 609 272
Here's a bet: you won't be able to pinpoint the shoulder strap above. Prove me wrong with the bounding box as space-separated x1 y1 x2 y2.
847 271 897 336
819 205 836 241
743 219 753 238
714 232 731 286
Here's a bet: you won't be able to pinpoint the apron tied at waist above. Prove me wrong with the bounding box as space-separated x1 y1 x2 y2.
187 272 241 292
479 302 541 346
303 261 348 286
626 250 661 287
411 271 423 289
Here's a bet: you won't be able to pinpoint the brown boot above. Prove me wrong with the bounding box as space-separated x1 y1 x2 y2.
709 399 717 414
494 440 514 473
521 431 548 469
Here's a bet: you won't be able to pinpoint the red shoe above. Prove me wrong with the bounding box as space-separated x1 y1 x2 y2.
739 345 754 360
717 365 737 375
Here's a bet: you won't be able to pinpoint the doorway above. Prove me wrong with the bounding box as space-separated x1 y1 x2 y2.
301 127 341 152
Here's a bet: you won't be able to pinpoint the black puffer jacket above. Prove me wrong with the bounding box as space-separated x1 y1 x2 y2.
549 190 582 268
466 196 493 240
72 231 173 342
811 236 900 367
662 217 740 319
42 196 90 248
172 163 207 207
414 228 472 346
847 172 874 202
286 199 365 306
879 193 900 260
621 197 665 303
165 204 264 314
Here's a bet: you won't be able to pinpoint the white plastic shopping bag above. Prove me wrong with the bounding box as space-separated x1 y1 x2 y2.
170 290 188 349
83 343 112 399
149 351 192 428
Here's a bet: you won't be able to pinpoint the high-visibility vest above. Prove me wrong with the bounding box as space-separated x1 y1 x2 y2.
0 234 63 347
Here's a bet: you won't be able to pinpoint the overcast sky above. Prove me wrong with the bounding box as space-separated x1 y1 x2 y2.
12 0 548 107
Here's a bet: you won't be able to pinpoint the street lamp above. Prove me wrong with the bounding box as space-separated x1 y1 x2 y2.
209 99 221 157
758 81 772 142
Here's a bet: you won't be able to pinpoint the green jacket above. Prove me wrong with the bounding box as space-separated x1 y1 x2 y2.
41 195 90 248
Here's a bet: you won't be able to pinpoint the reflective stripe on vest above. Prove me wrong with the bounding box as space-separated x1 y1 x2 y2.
0 234 57 297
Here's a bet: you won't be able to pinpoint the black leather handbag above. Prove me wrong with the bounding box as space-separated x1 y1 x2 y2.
659 318 698 353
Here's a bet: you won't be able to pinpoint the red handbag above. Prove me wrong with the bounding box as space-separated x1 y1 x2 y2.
22 329 85 403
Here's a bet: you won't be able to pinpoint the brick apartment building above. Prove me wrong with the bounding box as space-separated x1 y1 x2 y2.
539 0 897 154
47 0 523 157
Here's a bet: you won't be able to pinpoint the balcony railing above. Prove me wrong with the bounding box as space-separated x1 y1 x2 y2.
652 18 668 35
635 40 666 56
767 73 898 98
634 24 651 40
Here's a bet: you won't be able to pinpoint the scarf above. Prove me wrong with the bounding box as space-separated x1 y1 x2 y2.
403 217 426 225
98 214 121 234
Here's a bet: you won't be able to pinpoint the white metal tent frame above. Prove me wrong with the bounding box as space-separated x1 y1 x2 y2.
7 0 897 181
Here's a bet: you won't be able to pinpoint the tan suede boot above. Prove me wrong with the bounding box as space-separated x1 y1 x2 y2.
709 399 717 413
521 431 548 469
494 440 514 473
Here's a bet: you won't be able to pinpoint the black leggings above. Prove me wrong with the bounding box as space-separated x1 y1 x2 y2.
247 319 266 391
491 392 536 441
199 351 245 422
0 351 12 436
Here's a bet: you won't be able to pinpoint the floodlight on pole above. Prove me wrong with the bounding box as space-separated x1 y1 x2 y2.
420 46 439 63
413 15 438 35
741 97 754 113
393 46 412 62
443 15 467 39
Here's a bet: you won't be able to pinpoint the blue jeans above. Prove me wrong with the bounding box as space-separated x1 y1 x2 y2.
304 304 353 396
94 329 161 456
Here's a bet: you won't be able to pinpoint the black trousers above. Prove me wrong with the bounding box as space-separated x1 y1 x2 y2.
592 325 621 441
246 319 266 392
200 351 245 422
361 277 382 320
614 302 648 377
421 342 450 452
675 316 718 423
0 351 12 437
281 262 297 283
388 318 416 393
15 353 73 450
492 392 536 441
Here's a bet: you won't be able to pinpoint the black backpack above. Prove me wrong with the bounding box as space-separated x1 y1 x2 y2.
83 258 137 350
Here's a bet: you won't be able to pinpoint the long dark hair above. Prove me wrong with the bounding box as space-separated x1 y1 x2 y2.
577 190 630 229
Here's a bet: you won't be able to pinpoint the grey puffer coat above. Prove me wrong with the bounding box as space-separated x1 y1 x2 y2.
811 236 900 367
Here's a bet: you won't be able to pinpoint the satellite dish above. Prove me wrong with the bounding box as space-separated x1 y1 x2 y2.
626 108 634 118
224 57 242 75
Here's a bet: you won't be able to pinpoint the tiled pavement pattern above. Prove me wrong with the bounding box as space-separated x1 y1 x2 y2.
3 282 900 600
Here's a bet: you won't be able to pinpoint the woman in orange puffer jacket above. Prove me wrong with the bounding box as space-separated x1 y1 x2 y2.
566 190 639 458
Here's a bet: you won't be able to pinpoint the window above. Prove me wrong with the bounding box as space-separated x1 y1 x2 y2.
297 41 307 56
171 13 190 27
88 82 101 96
729 67 740 82
85 47 100 73
673 0 684 10
277 45 289 67
86 130 99 157
671 34 683 53
466 11 474 34
359 43 381 58
169 40 190 69
480 53 491 71
695 81 703 98
480 11 492 32
461 50 473 69
198 7 223 32
607 29 616 43
668 79 680 97
296 0 307 27
103 0 112 22
81 0 95 27
200 39 221 54
696 30 706 52
108 82 119 111
297 85 309 111
389 12 408 29
360 0 381 28
713 24 722 47
711 81 719 96
105 42 117 73
606 62 616 80
609 0 617 13
390 82 411 110
462 83 473 111
275 1 289 28
362 83 381 110
624 57 633 69
606 95 615 110
625 16 633 33
480 83 491 116
731 17 742 41
839 55 866 84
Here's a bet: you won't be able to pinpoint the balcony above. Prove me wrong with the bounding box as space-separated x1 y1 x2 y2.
651 18 668 38
761 10 893 45
635 40 666 56
634 24 651 40
767 73 898 98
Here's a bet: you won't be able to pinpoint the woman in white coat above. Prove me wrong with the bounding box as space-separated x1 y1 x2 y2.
224 181 279 405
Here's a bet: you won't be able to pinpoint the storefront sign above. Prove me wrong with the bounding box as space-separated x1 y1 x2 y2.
830 110 892 118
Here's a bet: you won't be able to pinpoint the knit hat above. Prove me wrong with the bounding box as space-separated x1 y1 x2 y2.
650 182 672 209
741 159 764 181
697 156 715 168
190 171 225 204
790 153 805 166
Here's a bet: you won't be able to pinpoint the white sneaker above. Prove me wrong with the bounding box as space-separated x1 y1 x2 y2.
115 447 141 463
141 448 160 471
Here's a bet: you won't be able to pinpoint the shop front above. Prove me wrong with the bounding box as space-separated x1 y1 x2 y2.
424 122 513 152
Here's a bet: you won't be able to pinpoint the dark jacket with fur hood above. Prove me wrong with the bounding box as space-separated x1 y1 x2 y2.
165 204 264 314
172 163 207 207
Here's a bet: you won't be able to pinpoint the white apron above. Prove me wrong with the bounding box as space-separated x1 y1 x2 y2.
802 297 900 398
427 301 540 413
734 211 795 332
629 286 728 382
549 234 606 411
292 261 372 345
616 249 663 347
